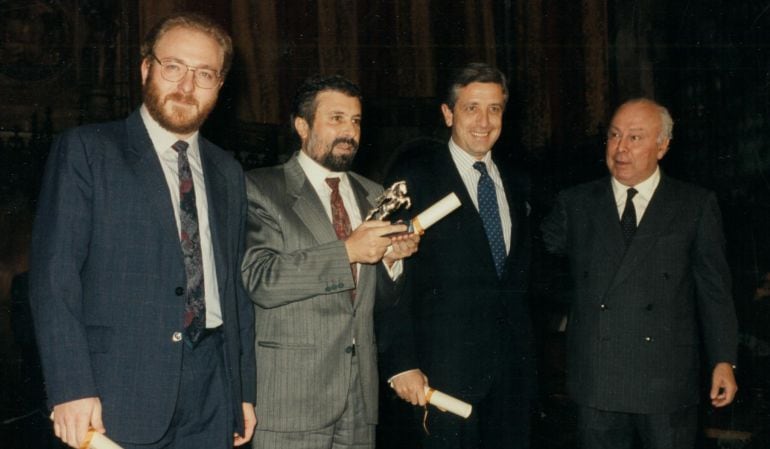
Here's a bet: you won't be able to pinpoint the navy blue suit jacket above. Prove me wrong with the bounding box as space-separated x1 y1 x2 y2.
377 140 536 403
29 109 256 443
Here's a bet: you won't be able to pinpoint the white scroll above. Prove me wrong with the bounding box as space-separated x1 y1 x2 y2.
424 386 473 418
408 193 462 235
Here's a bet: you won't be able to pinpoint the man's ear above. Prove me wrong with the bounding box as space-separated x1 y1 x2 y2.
440 104 454 128
140 58 150 86
657 138 670 160
294 117 310 141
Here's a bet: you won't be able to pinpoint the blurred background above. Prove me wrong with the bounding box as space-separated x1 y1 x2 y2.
1 1 769 447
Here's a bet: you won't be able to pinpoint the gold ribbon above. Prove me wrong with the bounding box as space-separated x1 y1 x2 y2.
422 388 436 435
80 429 96 449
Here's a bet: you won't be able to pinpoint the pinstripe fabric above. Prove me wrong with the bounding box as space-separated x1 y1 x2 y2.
242 154 387 438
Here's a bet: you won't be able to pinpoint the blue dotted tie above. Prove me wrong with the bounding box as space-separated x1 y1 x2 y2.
473 161 506 278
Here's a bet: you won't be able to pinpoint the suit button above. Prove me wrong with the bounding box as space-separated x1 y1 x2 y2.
600 304 607 310
345 345 353 354
175 287 184 296
644 336 653 342
645 304 653 311
583 271 589 278
662 273 670 280
172 332 183 342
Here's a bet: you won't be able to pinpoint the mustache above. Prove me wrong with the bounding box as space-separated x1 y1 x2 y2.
164 92 198 106
331 137 359 151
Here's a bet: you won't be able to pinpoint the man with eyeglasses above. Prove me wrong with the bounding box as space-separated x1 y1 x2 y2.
541 98 738 449
29 13 256 449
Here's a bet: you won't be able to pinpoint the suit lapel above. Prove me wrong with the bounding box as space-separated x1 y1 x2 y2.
123 111 182 261
608 176 681 290
435 148 497 274
285 156 338 245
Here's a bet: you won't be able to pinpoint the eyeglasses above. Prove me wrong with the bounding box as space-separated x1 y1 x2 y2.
151 55 222 89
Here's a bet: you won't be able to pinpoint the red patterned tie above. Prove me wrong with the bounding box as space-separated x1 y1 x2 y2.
325 177 357 295
173 140 205 346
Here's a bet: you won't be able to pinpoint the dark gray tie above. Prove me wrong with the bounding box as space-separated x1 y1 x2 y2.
173 140 205 346
620 187 638 247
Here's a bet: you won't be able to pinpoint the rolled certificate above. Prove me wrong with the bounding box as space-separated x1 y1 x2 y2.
424 386 473 418
82 431 123 449
409 193 462 235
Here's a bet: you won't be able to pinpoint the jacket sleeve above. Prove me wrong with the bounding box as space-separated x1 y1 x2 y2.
29 130 98 408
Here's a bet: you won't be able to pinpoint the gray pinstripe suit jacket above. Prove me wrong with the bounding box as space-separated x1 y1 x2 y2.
242 154 395 432
541 174 738 413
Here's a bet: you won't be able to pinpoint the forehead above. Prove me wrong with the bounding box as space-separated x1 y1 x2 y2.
610 102 661 131
154 26 224 68
314 90 361 113
455 82 505 104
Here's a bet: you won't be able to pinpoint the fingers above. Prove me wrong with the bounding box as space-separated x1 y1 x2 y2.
234 402 257 446
390 370 428 406
710 363 738 407
346 221 408 264
52 397 102 448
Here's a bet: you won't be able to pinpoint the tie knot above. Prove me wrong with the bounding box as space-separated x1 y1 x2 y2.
325 177 341 192
473 161 488 175
172 140 189 153
627 187 638 200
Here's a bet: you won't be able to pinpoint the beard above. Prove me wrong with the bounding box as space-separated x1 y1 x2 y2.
143 71 217 135
318 137 359 171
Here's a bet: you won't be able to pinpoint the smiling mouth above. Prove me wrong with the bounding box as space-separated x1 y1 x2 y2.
471 131 490 138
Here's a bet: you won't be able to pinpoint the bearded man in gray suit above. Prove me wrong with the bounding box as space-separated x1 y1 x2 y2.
241 74 419 449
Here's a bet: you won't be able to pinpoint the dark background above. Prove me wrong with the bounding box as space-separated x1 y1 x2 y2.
1 1 769 447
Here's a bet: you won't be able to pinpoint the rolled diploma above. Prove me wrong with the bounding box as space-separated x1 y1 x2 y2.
424 386 473 418
410 193 462 234
84 431 123 449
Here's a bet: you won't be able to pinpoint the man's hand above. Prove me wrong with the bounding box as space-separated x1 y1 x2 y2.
345 221 408 264
233 402 256 446
390 369 429 406
383 231 420 267
710 362 738 407
52 397 104 448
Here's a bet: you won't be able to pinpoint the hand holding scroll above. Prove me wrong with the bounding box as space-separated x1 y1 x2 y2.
51 397 105 449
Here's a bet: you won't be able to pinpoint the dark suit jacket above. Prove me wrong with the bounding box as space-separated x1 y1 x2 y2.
377 140 536 403
541 174 738 413
241 154 400 431
29 109 256 444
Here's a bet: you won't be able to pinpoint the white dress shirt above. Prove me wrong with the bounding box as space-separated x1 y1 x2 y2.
140 105 222 328
448 139 512 253
611 167 661 225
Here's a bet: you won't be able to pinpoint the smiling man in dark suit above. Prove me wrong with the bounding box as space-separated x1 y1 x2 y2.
541 98 738 449
377 62 536 449
29 13 255 449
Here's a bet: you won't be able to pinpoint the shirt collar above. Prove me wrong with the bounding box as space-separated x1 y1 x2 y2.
297 150 348 191
611 167 661 203
448 138 493 170
140 104 200 156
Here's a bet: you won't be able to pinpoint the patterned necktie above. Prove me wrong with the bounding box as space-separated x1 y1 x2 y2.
620 187 638 247
326 177 357 293
173 140 205 345
473 161 506 278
